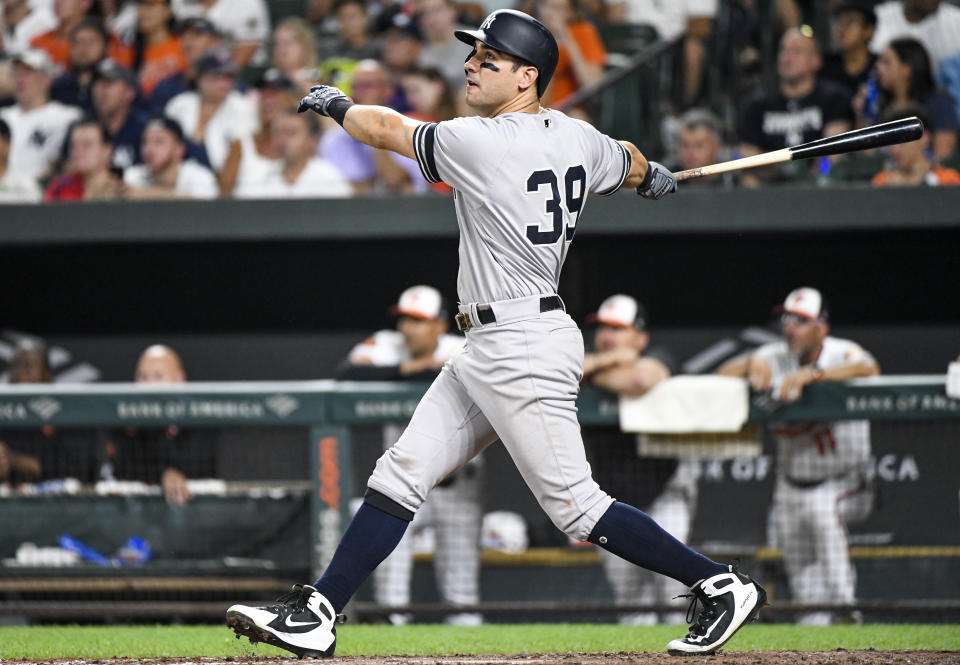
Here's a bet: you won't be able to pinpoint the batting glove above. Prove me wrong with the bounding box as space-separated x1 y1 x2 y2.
636 161 677 200
298 85 351 116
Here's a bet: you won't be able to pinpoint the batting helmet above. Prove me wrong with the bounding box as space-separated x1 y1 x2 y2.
454 10 559 98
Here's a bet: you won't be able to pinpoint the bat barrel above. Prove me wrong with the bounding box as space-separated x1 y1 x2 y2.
789 117 924 161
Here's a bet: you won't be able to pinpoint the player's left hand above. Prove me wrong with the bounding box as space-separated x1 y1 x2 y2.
298 85 350 116
636 161 677 200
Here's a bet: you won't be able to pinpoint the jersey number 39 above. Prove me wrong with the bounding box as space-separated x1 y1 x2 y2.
526 166 587 245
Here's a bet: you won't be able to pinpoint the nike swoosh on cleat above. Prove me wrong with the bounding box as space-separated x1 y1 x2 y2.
284 616 320 628
702 610 726 639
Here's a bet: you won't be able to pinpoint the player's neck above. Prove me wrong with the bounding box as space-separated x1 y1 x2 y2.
484 94 542 118
799 341 823 365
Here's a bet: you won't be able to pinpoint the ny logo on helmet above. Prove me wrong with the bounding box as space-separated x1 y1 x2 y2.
480 13 498 31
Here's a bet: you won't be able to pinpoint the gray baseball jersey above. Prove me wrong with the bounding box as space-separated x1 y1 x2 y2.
413 110 631 304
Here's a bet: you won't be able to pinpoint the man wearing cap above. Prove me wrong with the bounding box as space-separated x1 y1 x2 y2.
124 116 218 199
337 286 483 626
164 47 258 172
0 49 83 179
50 18 111 113
582 295 697 625
149 17 223 113
92 59 148 170
820 1 877 99
718 287 879 624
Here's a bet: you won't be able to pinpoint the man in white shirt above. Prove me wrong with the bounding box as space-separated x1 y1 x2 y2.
1 0 57 54
170 0 269 66
124 116 219 199
0 117 42 203
870 0 960 70
163 48 258 173
235 110 351 199
0 49 82 179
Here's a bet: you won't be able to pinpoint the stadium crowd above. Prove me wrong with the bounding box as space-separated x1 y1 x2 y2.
1 0 960 202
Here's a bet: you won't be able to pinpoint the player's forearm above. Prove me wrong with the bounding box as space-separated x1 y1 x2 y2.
619 141 649 189
590 365 660 397
818 361 880 382
342 105 418 160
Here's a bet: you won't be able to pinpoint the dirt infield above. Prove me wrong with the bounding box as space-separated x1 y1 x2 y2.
9 653 959 665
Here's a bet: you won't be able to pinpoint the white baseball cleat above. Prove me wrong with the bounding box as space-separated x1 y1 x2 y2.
666 566 767 656
226 584 341 659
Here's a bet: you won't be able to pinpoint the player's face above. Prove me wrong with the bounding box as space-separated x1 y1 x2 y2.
464 43 534 113
397 316 443 357
142 125 182 172
781 314 825 355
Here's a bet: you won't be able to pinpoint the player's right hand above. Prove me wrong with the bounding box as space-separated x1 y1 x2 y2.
636 161 678 200
297 85 350 116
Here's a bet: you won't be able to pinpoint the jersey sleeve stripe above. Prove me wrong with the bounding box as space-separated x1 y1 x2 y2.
413 122 441 184
597 142 632 197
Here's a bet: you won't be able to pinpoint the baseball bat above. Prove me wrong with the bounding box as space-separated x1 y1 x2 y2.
673 116 924 182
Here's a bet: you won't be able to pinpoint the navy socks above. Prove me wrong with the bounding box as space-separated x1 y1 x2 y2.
588 501 726 587
312 496 410 613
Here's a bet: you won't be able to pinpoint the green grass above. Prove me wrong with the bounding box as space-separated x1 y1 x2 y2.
0 624 957 659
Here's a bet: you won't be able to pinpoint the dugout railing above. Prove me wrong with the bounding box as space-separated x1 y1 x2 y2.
0 377 958 622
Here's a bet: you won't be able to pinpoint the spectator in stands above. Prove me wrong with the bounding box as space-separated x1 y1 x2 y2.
133 0 188 98
1 0 57 56
873 38 957 161
124 115 218 198
416 0 471 91
318 0 382 64
871 105 960 186
338 285 483 626
45 117 123 201
148 17 223 113
30 0 132 70
674 107 730 188
271 17 321 97
49 18 110 113
737 27 853 186
605 0 716 110
718 287 878 625
870 0 960 72
379 10 424 111
580 294 696 625
319 60 429 194
535 0 605 117
98 344 215 505
169 0 270 67
0 49 83 180
0 118 43 203
401 66 456 123
92 59 148 170
820 1 877 100
235 110 351 199
164 47 258 173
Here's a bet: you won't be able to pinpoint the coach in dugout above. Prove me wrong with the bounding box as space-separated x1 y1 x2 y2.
97 345 216 505
580 294 698 625
717 287 879 624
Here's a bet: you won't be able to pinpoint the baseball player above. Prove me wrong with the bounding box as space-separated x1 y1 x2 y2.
338 285 483 626
581 294 698 625
227 9 765 657
718 287 879 624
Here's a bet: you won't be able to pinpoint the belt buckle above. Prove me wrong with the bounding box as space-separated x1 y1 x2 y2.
455 312 472 332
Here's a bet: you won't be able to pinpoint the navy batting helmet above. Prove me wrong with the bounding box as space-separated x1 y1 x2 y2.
455 9 559 98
